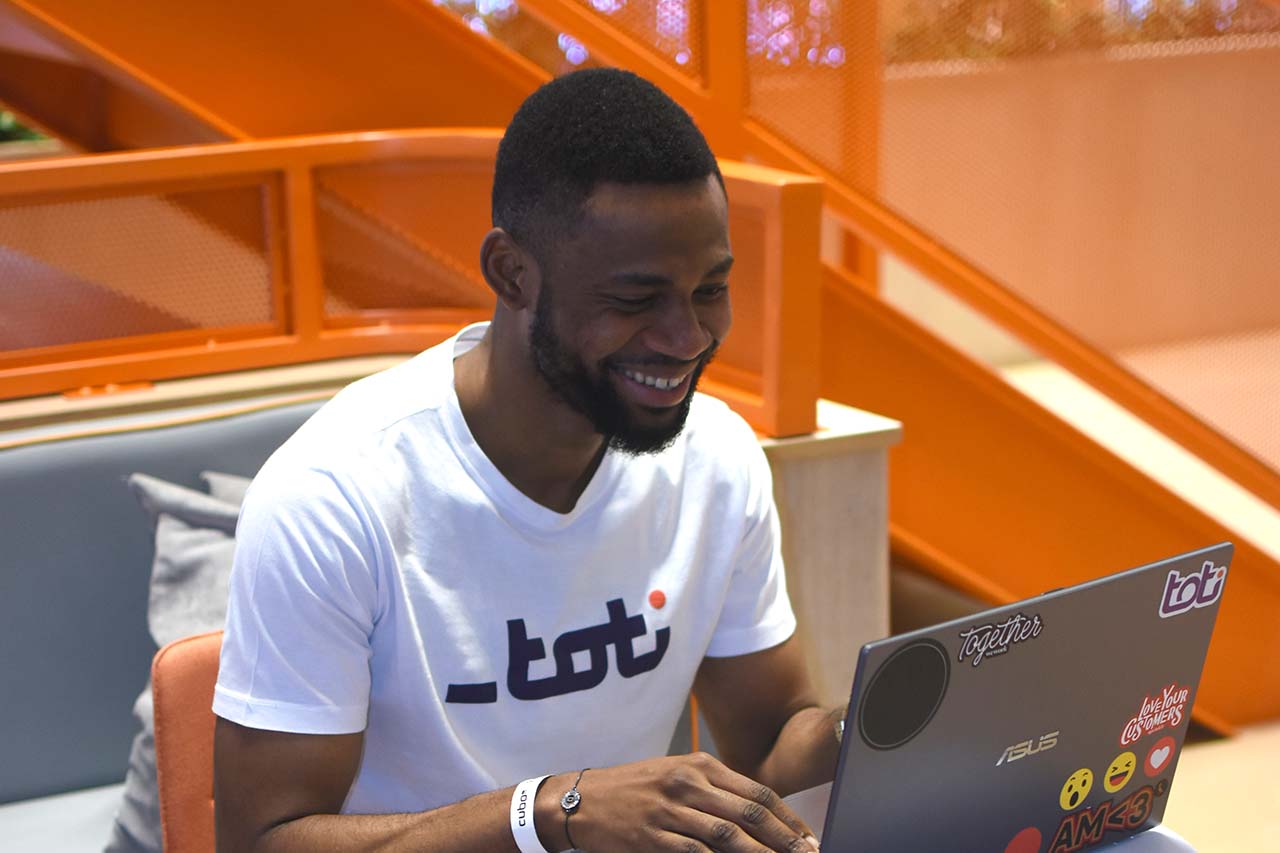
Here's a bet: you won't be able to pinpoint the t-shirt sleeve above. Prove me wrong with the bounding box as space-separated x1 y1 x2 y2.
213 466 380 734
704 431 797 658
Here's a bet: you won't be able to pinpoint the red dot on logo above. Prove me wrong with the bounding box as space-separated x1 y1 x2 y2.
648 590 667 609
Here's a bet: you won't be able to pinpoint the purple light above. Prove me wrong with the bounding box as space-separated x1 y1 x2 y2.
655 0 689 40
558 33 589 65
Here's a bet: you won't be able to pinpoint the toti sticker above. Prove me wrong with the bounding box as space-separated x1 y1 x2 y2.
1120 683 1189 746
1049 779 1170 853
1159 561 1226 618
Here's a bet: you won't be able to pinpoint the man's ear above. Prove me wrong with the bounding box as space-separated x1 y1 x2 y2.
479 228 538 312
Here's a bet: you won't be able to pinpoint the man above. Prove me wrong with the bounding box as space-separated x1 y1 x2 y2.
214 68 840 852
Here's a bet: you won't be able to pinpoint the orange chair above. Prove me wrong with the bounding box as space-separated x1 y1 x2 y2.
152 630 222 853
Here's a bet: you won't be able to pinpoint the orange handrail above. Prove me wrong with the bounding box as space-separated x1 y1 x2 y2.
503 0 1280 511
0 130 822 436
821 261 1280 728
8 0 1269 507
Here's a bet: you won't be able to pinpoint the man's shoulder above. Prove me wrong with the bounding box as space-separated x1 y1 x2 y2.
259 342 455 482
682 392 760 454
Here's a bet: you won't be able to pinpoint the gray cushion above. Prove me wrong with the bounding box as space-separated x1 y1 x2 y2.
104 472 250 853
0 398 322 805
201 470 252 507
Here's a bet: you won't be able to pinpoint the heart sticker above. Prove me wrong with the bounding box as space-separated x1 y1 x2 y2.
1145 736 1176 777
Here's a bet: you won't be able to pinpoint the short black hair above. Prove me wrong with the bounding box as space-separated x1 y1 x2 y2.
492 68 722 259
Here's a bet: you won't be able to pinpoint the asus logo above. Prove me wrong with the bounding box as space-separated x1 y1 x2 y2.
996 731 1060 766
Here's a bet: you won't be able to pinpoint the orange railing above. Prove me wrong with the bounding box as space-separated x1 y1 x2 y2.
492 0 1280 513
7 0 1272 507
0 130 822 436
3 0 1277 725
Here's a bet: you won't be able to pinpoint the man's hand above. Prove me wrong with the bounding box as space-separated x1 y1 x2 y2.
539 752 820 853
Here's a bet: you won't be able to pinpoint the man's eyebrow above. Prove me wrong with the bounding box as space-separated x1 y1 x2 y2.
609 256 735 287
610 271 672 287
706 255 735 276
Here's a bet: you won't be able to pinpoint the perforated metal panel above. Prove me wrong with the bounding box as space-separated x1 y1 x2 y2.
433 0 603 74
575 0 703 77
746 0 878 189
315 161 496 317
426 0 1280 474
0 185 275 353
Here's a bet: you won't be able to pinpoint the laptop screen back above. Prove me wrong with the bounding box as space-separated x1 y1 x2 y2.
822 543 1231 853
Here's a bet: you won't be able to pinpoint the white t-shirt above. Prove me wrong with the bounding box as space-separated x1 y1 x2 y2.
213 323 796 814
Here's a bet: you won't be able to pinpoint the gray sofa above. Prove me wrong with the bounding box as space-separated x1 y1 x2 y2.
0 391 707 850
0 396 327 849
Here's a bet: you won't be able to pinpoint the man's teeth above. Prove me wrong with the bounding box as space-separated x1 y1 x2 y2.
622 369 686 391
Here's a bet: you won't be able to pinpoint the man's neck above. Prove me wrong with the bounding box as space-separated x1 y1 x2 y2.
453 331 607 514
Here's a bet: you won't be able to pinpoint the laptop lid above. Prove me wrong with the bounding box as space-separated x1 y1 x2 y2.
820 543 1231 853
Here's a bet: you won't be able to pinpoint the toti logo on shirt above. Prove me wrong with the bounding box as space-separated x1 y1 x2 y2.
445 597 669 704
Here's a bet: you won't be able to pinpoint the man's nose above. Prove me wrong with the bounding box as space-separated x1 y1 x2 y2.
645 298 712 361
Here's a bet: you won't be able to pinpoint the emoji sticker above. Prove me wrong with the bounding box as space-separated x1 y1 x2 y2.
1144 736 1176 778
1103 751 1137 793
1059 767 1093 810
1049 781 1167 853
1004 826 1042 853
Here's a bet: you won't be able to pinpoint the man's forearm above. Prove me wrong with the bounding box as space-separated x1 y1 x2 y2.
235 775 576 853
753 705 843 797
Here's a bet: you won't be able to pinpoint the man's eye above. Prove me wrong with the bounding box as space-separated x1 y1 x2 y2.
696 284 729 300
610 295 656 310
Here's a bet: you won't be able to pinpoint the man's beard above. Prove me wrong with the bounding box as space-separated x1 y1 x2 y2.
529 284 715 456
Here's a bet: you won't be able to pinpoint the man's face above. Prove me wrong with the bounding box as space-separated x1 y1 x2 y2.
527 175 732 455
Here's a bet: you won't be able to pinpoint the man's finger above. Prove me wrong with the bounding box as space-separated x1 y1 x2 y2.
701 763 817 841
680 786 817 853
654 829 716 853
668 805 803 853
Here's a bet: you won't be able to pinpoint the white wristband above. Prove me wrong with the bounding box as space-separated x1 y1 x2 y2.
510 775 551 853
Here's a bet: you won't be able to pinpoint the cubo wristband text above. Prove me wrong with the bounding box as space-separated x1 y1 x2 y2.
510 775 551 853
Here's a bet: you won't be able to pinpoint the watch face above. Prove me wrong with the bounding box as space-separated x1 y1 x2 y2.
561 789 581 811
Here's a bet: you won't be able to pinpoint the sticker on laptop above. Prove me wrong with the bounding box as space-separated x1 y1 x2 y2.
1003 826 1042 853
957 612 1043 667
1049 779 1169 853
1103 751 1137 793
1120 683 1190 746
1159 560 1226 618
1144 735 1177 778
1059 768 1094 810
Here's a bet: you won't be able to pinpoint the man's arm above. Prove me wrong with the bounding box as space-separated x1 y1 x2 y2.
214 718 521 852
214 716 822 853
693 636 842 798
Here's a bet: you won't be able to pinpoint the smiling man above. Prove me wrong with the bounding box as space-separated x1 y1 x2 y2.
213 69 840 853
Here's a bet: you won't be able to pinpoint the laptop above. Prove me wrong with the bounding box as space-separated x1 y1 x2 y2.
789 543 1231 853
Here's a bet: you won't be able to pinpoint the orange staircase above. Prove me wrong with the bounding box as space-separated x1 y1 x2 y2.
1 0 1276 728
